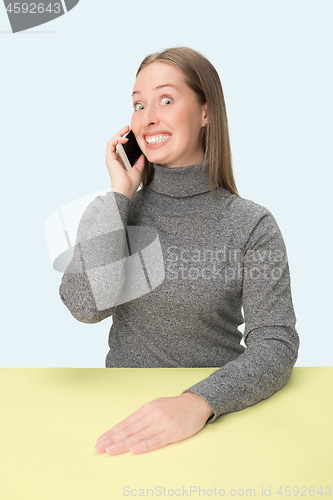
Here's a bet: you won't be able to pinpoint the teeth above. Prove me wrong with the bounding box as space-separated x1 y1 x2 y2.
145 135 171 144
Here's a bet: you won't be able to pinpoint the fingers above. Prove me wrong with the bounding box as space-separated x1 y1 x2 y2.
105 126 137 189
115 124 130 141
95 400 172 455
106 136 128 158
106 125 130 156
94 396 203 457
95 419 145 452
130 431 170 454
107 136 128 153
133 154 145 173
97 404 147 443
104 425 168 456
95 405 148 452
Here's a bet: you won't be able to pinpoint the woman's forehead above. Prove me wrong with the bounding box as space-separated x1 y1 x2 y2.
133 62 185 93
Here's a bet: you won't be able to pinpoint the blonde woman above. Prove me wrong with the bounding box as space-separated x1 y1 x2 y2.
59 47 299 455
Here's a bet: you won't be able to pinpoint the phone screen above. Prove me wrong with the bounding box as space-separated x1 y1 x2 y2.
122 130 142 167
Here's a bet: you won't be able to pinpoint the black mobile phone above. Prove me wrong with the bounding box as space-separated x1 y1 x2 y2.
116 129 142 171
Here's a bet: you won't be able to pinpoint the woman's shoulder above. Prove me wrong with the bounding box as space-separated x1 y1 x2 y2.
218 189 286 250
218 187 275 222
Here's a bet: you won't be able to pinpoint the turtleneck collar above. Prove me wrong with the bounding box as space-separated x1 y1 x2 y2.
148 162 213 198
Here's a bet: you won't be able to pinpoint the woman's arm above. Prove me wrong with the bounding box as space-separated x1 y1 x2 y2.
59 126 145 324
181 210 299 422
59 190 133 323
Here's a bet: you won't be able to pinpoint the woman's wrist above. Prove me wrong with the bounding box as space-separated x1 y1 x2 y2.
109 187 133 200
179 392 214 420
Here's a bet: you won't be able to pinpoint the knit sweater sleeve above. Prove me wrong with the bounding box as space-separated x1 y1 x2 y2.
59 191 132 323
181 209 300 423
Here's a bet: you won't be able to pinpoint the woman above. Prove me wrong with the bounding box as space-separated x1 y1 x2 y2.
59 47 299 455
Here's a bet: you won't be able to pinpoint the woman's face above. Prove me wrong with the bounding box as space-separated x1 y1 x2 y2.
131 61 207 169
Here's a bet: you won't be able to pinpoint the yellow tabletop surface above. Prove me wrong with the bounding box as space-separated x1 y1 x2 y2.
0 367 332 500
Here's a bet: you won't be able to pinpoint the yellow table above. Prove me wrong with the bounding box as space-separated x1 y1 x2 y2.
0 367 332 500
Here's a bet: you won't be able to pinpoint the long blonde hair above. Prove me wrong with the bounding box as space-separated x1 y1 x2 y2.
136 47 240 198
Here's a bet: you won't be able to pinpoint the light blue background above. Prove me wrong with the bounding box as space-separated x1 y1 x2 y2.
1 0 332 367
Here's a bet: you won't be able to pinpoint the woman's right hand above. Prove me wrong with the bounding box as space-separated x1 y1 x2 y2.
106 125 145 200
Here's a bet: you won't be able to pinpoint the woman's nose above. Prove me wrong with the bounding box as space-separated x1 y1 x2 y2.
141 105 160 127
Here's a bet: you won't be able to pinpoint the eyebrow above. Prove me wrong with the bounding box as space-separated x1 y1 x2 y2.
132 84 179 97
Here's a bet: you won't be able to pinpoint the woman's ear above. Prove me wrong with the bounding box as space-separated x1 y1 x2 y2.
202 103 208 126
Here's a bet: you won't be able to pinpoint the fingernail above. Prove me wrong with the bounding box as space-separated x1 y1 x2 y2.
95 442 106 450
96 438 107 445
105 445 117 454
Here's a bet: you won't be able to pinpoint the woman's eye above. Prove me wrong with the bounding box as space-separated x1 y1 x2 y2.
161 97 173 106
134 103 144 111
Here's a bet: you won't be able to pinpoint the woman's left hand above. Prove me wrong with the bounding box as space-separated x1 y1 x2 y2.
95 392 214 455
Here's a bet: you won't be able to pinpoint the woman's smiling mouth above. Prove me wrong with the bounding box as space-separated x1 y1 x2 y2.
144 133 171 148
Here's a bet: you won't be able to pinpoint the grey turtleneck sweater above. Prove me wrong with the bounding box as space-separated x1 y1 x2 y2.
59 162 299 423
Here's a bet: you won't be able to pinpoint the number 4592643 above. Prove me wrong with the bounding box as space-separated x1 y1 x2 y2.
5 3 61 14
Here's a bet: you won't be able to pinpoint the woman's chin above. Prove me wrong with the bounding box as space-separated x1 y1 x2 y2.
146 152 169 165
